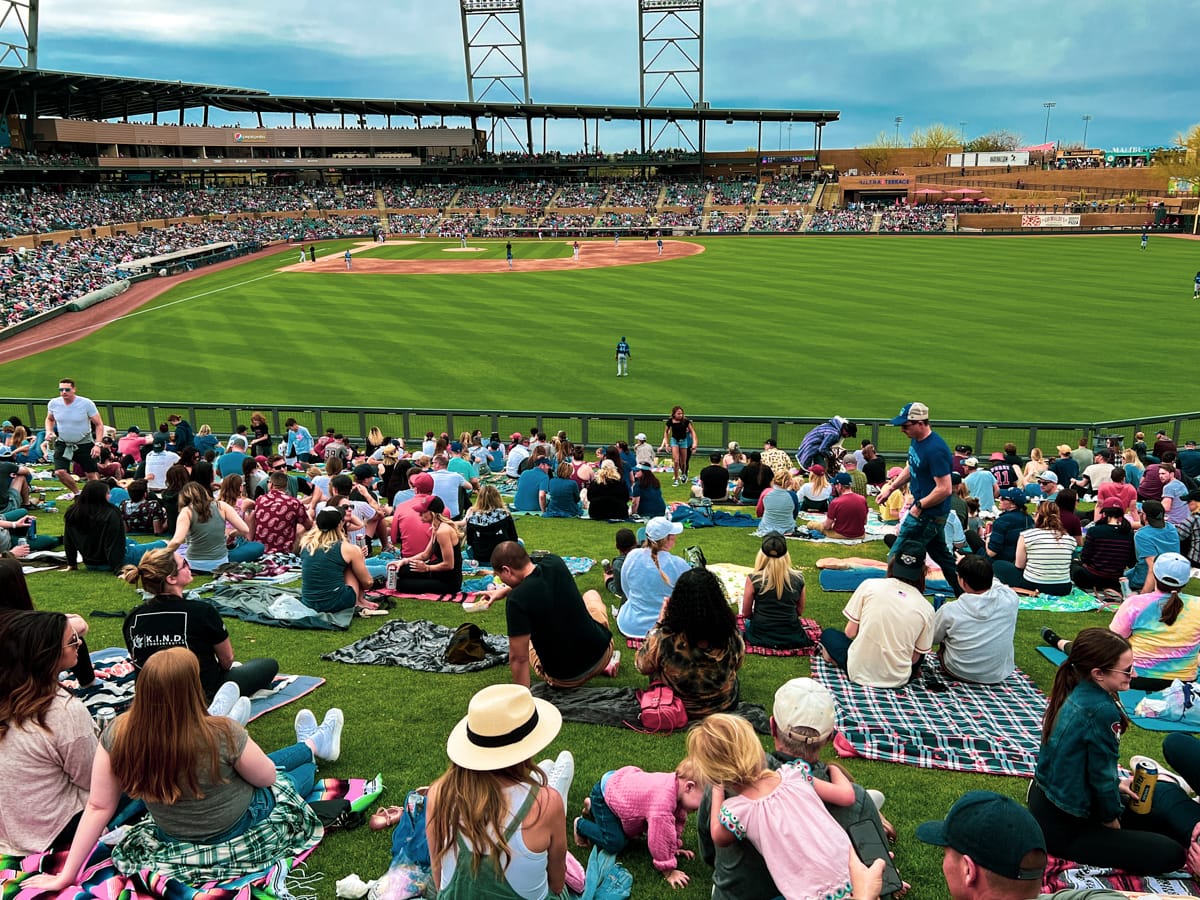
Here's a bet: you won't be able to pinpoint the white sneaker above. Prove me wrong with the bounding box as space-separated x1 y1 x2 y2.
295 708 318 744
545 750 575 804
310 709 344 761
227 697 253 726
207 681 241 718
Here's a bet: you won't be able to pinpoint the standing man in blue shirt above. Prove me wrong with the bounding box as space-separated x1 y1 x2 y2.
284 417 316 464
615 336 631 377
876 401 960 595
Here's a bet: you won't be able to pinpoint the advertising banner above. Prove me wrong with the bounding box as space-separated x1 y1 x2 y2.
1021 214 1081 228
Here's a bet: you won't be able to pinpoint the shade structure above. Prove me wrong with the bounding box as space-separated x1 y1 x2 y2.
947 187 983 195
913 188 943 195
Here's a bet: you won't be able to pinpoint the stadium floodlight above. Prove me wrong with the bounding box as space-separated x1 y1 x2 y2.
0 0 37 69
1081 114 1092 147
1042 101 1056 144
638 0 704 153
460 0 529 104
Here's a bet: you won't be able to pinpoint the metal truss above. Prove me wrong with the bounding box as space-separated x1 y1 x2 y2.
637 0 704 152
0 0 37 69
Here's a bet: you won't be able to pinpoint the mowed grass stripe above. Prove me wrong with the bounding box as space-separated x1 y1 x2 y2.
1 236 1195 421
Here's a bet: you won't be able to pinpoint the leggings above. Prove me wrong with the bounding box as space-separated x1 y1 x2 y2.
1029 763 1200 874
221 657 279 698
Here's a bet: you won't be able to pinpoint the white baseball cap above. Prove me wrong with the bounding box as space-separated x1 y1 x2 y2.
773 677 835 744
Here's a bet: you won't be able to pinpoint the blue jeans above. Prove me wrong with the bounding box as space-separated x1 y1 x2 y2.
575 775 627 853
200 743 317 844
890 512 960 596
820 628 922 683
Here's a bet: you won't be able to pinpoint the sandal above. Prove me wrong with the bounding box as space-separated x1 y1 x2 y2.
369 805 404 831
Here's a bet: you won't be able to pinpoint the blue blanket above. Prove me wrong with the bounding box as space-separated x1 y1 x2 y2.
818 567 953 595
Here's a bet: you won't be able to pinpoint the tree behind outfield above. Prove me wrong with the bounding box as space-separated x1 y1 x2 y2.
963 130 1022 152
857 131 904 174
1156 123 1200 184
910 124 961 165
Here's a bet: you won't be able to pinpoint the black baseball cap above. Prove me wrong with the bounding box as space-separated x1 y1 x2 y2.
917 791 1046 881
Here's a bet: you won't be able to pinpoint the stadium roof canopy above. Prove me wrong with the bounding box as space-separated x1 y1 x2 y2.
0 68 839 126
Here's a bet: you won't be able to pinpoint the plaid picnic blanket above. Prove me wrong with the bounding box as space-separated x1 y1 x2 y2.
322 618 509 674
624 617 822 658
812 655 1047 778
1041 855 1200 896
0 777 382 900
66 648 325 724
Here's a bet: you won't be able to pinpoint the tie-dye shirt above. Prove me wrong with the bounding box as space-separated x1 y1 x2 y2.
1109 590 1200 680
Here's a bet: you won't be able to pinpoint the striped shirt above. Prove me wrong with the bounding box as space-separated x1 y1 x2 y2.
1020 527 1075 585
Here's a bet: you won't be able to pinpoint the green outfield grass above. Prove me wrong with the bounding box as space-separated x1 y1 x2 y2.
2 234 1197 421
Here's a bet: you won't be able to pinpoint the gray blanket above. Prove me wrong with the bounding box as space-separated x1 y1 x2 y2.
531 683 771 734
322 618 509 674
203 582 356 630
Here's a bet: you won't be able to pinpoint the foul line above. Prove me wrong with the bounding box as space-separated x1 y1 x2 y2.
1 271 282 357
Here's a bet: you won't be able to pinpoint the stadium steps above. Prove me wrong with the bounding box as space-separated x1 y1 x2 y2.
752 182 766 204
741 213 755 233
810 183 826 211
820 186 841 210
655 185 667 209
374 189 386 211
870 213 883 233
800 213 814 232
547 187 564 208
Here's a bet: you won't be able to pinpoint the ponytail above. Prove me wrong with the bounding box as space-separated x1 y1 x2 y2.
1159 586 1184 627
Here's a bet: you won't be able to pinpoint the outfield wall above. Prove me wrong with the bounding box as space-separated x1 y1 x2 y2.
2 399 1197 462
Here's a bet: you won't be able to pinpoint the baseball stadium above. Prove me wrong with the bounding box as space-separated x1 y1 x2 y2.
2 2 1200 899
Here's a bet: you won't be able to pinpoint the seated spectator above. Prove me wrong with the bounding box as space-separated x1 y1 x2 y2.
165 483 263 573
1094 466 1137 521
861 443 887 486
722 442 746 478
1180 488 1200 568
1073 449 1115 498
634 432 656 468
1072 502 1137 596
636 567 745 718
631 464 667 519
544 461 583 518
0 610 97 856
119 478 167 535
429 454 471 519
252 470 312 555
298 507 376 612
117 425 150 468
194 423 220 457
1053 489 1084 544
473 542 615 687
604 527 638 601
732 451 771 503
464 485 519 564
819 544 935 688
932 555 1019 684
877 467 907 523
741 532 809 649
65 481 167 571
25 648 336 895
839 455 869 498
214 435 248 480
986 490 1034 564
815 473 869 540
568 446 594 489
755 469 800 537
143 432 180 492
616 517 691 638
798 465 832 513
1129 500 1181 592
993 501 1076 596
390 496 464 594
121 549 278 699
586 461 631 520
694 452 731 501
1161 464 1191 527
512 456 551 512
962 457 998 513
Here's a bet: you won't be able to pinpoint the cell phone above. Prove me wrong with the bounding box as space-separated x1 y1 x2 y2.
849 820 905 897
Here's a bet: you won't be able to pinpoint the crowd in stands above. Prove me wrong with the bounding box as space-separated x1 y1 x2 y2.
748 210 806 231
338 186 378 208
596 212 651 229
704 211 746 233
606 181 662 207
454 181 556 211
710 181 757 205
808 208 876 232
877 207 949 232
540 213 596 232
1 215 377 326
553 183 607 207
758 177 817 205
0 148 88 167
663 182 708 206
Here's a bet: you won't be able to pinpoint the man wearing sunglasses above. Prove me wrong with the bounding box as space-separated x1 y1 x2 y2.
44 378 105 500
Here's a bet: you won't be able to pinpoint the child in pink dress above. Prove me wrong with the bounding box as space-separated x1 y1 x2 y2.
688 713 854 900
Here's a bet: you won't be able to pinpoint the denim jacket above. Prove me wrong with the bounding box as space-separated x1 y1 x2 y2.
1035 680 1124 822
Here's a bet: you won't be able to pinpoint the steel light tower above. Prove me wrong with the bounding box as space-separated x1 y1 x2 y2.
638 0 704 152
1042 101 1056 144
894 115 903 142
1081 114 1092 147
459 0 532 152
0 0 37 68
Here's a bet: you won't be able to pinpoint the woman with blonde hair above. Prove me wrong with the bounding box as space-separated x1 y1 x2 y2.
166 482 262 573
1023 447 1049 485
586 460 630 520
1122 448 1144 490
121 548 277 704
798 464 831 513
426 683 580 898
194 423 220 456
0 610 96 856
25 647 342 894
544 461 583 518
365 426 386 457
741 532 809 648
755 469 800 537
615 517 690 638
392 496 465 594
298 507 375 612
465 485 519 564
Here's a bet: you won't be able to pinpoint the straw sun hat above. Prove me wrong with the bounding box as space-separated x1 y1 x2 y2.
446 684 562 771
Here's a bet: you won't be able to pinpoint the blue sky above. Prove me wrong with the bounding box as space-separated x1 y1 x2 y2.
28 0 1200 154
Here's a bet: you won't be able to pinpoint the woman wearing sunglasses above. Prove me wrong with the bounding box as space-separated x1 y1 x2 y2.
0 610 97 856
1029 627 1200 876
